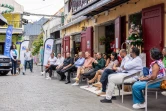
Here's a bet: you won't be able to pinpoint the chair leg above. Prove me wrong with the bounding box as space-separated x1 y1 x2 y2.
156 91 158 99
145 87 148 111
122 83 124 103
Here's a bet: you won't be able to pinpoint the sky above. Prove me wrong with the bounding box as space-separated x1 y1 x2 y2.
15 0 64 22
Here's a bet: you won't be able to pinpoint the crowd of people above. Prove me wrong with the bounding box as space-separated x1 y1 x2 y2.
40 46 166 109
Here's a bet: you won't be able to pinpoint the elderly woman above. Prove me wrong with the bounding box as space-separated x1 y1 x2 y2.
132 48 165 109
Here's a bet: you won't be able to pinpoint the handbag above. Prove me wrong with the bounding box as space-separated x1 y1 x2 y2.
160 80 166 89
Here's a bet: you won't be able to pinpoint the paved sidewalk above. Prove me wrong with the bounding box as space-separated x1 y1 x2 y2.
0 65 132 111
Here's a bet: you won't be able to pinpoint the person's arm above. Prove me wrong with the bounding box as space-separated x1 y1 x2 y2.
16 50 19 59
139 63 159 81
63 58 73 69
76 58 85 66
123 58 141 70
10 50 14 60
97 59 105 69
105 58 110 67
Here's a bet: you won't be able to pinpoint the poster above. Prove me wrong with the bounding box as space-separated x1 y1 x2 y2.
4 25 13 57
20 40 29 65
43 39 54 66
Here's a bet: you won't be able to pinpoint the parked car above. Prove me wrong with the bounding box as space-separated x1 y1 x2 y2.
0 55 12 75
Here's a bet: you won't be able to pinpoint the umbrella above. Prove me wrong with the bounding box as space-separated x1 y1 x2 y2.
0 14 8 25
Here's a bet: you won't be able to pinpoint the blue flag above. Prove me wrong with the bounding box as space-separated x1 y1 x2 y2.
4 25 13 57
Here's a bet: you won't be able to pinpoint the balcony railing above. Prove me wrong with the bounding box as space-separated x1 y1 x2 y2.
0 21 22 28
71 0 100 14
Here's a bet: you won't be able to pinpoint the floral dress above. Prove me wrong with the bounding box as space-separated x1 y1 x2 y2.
149 59 165 79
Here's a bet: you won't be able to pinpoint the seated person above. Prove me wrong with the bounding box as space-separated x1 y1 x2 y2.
43 53 64 79
56 53 73 83
132 48 165 109
97 49 130 96
65 52 85 84
100 47 142 103
74 54 79 62
88 52 119 89
102 53 111 67
72 52 105 86
41 53 57 75
72 51 95 86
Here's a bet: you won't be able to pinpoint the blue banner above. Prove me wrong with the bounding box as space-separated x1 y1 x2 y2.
4 25 13 57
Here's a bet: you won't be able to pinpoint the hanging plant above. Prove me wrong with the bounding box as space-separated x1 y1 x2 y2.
0 3 14 14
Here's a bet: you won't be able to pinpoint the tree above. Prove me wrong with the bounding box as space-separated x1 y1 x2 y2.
32 33 43 55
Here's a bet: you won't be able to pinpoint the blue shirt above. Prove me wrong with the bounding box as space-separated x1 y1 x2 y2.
74 57 85 67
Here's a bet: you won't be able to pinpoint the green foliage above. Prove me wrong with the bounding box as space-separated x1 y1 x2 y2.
32 33 43 55
128 33 143 46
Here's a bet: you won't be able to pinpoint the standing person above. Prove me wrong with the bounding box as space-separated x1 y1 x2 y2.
24 48 33 74
10 44 18 76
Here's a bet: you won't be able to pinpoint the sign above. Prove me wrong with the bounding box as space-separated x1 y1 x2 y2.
43 39 54 66
20 40 29 65
4 25 13 57
16 42 21 44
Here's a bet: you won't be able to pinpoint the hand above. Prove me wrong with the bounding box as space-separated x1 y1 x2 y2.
94 60 98 64
139 76 148 81
112 66 117 70
63 67 66 70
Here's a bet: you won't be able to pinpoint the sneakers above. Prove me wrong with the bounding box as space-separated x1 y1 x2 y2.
161 91 166 96
72 82 79 86
100 98 112 103
73 77 79 81
133 103 145 109
41 71 45 76
46 77 51 80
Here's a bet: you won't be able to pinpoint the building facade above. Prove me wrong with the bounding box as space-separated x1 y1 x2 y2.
58 0 166 66
0 0 24 55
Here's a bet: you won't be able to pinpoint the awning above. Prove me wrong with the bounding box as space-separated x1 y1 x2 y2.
50 16 87 33
72 0 129 19
0 14 7 25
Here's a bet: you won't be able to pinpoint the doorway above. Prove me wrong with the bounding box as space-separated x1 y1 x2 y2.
0 43 4 54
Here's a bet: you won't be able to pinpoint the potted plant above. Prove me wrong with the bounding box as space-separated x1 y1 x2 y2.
99 36 106 45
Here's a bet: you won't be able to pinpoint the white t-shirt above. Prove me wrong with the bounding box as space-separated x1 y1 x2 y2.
48 57 57 65
24 51 32 61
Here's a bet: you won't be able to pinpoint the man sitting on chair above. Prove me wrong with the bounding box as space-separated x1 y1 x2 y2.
100 47 142 103
56 53 74 83
72 52 105 86
65 52 85 84
42 53 64 79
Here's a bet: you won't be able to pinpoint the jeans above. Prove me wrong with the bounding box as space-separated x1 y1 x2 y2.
132 81 161 104
57 66 73 81
143 67 149 76
11 56 17 74
46 65 58 77
24 60 32 72
100 69 115 92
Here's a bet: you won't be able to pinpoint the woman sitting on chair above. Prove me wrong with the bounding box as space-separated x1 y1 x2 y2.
88 52 119 89
132 48 165 109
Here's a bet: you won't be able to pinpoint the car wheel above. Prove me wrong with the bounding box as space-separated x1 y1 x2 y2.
0 71 9 76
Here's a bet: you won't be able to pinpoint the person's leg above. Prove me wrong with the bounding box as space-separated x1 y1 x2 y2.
11 59 14 75
14 61 17 74
76 67 82 78
143 67 149 76
105 74 128 100
24 61 27 71
28 61 32 72
88 70 102 83
83 69 95 77
100 69 115 92
132 81 161 104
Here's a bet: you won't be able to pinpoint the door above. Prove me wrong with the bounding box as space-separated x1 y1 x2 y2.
81 27 93 56
142 4 164 66
81 31 86 56
115 16 121 51
63 36 70 57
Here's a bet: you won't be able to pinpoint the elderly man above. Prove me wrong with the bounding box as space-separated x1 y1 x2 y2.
100 47 142 103
72 52 105 86
56 53 74 82
65 52 85 84
97 49 130 96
